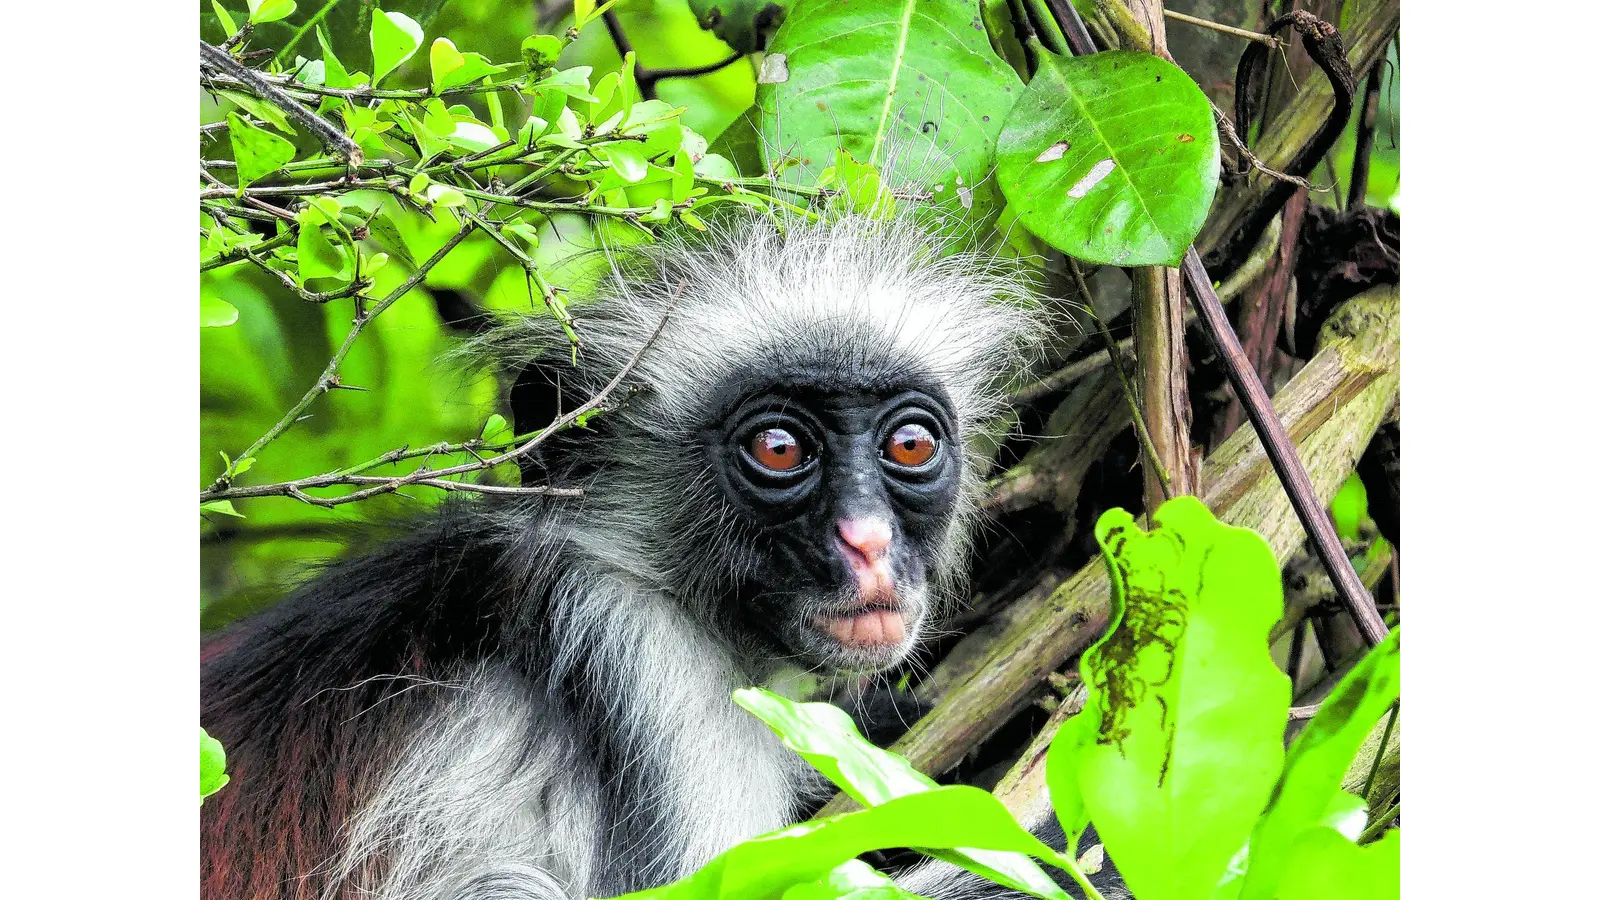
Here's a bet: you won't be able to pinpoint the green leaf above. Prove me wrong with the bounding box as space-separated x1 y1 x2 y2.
782 860 929 900
521 34 565 72
212 1 239 38
536 66 599 103
217 90 297 135
201 500 246 519
370 9 424 86
1239 630 1400 900
317 24 353 89
227 112 296 189
605 142 651 183
365 212 417 268
734 689 1069 900
995 50 1221 267
753 0 1024 229
1071 497 1291 900
202 294 240 328
480 413 511 443
429 37 508 94
200 727 231 803
608 786 1063 900
1329 473 1368 543
424 184 467 208
246 0 296 25
296 208 352 280
1275 829 1398 900
448 120 502 153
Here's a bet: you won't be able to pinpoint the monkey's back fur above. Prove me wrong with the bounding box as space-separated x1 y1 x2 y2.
200 214 1070 900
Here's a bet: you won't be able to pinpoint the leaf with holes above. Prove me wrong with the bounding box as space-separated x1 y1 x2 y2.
750 0 1023 229
1066 497 1289 900
996 51 1219 266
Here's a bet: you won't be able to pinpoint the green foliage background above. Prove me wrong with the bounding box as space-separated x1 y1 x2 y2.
199 0 1399 629
199 0 767 626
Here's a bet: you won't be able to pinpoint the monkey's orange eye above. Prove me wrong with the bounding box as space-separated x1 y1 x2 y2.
749 428 805 472
885 423 937 467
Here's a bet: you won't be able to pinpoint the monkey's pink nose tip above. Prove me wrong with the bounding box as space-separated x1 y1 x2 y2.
837 517 892 561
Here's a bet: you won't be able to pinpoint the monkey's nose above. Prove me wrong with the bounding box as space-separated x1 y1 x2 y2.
837 517 892 562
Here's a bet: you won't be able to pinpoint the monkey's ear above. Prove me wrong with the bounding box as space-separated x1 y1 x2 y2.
509 360 569 485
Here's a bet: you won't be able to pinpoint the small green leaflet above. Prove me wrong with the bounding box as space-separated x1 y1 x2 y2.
429 38 508 94
202 295 239 328
227 112 296 190
371 10 425 86
201 727 231 804
246 0 296 25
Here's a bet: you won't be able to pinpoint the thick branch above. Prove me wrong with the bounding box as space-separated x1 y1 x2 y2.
827 285 1398 798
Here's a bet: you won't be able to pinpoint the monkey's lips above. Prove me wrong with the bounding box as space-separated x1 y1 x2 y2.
816 603 906 649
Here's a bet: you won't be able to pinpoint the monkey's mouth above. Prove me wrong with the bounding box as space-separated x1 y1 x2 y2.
815 602 906 650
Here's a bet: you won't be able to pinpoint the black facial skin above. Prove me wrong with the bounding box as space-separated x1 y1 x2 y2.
698 364 964 673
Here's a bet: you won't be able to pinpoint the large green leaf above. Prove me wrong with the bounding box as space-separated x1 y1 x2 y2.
734 688 1069 900
1239 629 1400 900
752 0 1023 226
1069 497 1290 900
995 51 1219 266
607 786 1063 900
782 860 929 900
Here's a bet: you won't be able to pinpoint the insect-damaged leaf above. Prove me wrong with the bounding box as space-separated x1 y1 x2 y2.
996 51 1219 266
1067 497 1290 900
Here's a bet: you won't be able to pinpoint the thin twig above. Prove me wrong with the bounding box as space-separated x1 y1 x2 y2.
204 223 476 494
600 9 745 101
199 41 362 166
1163 9 1281 48
1182 248 1387 646
1070 262 1171 497
1348 57 1386 208
204 283 684 509
1361 702 1398 801
1357 802 1399 844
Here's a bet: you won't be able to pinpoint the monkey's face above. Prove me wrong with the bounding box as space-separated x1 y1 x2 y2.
701 370 965 674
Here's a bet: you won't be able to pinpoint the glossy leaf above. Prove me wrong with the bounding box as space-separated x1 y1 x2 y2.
753 0 1024 226
296 208 351 280
734 688 1069 900
608 786 1063 900
996 51 1219 266
211 1 238 38
202 294 239 328
1071 497 1290 900
201 727 231 804
782 859 929 900
1329 473 1368 543
371 10 424 86
245 0 296 25
218 89 297 135
429 37 507 94
1275 829 1399 900
227 112 296 189
1239 629 1400 900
